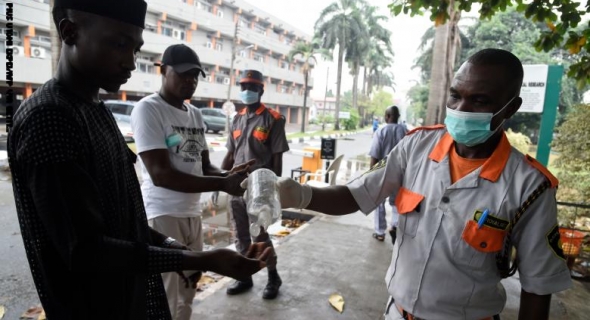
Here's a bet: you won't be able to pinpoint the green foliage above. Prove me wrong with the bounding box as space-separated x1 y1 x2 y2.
412 7 588 136
505 129 531 154
340 107 360 130
367 90 393 117
552 104 590 205
389 0 590 87
406 84 429 125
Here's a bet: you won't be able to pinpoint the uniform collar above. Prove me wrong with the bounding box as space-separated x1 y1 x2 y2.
428 132 511 182
238 103 266 115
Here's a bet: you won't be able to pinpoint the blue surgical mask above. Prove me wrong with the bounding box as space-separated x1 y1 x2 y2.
444 96 516 147
240 90 259 105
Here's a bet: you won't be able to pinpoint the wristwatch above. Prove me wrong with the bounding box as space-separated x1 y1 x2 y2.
162 237 176 248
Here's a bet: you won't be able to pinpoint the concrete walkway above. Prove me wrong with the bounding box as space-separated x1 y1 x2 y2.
192 205 590 320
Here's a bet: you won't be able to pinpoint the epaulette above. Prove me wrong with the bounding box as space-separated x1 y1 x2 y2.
267 108 282 120
407 124 445 135
523 154 559 188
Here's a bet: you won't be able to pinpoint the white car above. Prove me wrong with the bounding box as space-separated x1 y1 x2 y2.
113 114 134 142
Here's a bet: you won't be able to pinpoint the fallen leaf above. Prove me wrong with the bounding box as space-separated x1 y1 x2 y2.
329 293 345 313
274 230 291 237
197 274 217 286
0 305 5 319
20 306 43 319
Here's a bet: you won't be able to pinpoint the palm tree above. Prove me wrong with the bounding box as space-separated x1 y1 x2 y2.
288 39 331 133
314 0 366 130
346 5 392 123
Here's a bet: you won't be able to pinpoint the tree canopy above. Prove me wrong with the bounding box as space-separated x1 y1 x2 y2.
389 0 590 88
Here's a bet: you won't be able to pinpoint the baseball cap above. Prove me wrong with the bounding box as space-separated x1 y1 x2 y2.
155 44 206 77
239 69 264 86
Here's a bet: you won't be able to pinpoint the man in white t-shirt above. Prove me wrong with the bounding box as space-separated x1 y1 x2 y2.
131 44 251 320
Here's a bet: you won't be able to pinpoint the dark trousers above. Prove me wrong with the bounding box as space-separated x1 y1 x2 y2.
229 195 274 256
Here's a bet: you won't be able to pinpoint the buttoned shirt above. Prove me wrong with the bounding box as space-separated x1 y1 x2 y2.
226 103 289 171
348 126 572 319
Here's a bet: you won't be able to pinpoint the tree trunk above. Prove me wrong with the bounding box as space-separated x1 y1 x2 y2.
426 0 461 125
362 66 368 96
438 10 462 123
335 42 344 131
301 71 308 133
50 0 61 75
425 23 449 125
352 61 359 116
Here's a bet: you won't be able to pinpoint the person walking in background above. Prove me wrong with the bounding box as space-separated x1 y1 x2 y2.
131 44 255 320
222 70 290 299
7 1 271 319
370 106 407 244
372 117 379 137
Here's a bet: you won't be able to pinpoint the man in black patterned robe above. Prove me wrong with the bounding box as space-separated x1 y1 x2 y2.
7 1 270 319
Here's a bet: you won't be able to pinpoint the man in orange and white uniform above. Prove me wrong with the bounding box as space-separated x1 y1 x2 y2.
222 69 289 300
263 49 572 319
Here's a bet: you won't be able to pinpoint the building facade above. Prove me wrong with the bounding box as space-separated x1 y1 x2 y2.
313 96 337 118
0 0 314 124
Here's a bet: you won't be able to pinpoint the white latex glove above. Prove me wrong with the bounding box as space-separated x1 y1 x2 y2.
276 177 312 209
240 177 312 209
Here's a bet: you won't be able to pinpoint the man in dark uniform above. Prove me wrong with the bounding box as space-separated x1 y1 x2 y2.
8 1 270 319
222 70 290 299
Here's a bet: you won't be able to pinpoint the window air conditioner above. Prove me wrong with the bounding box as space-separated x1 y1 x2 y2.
31 46 46 58
10 45 25 56
239 50 247 57
172 29 185 40
206 42 213 49
223 78 230 85
217 11 224 18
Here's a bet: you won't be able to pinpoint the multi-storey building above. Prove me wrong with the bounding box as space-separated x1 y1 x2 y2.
0 0 314 124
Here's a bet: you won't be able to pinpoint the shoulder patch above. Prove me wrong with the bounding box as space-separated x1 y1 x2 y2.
267 108 282 120
407 124 446 135
546 225 566 260
524 154 558 188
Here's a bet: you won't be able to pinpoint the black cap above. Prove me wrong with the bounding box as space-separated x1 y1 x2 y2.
239 70 264 86
156 44 206 77
54 0 147 29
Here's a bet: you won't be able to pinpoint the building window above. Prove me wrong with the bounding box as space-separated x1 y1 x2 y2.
254 23 266 35
136 62 154 74
215 43 223 51
162 26 173 37
280 61 288 69
196 1 212 12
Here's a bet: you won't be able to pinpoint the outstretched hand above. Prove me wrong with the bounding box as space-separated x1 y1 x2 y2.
204 243 273 281
230 159 256 174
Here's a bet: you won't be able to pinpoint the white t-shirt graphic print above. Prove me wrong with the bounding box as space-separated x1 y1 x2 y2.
131 93 207 219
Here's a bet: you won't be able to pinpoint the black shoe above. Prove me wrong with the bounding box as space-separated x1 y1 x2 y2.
389 228 397 245
262 272 282 299
226 278 253 295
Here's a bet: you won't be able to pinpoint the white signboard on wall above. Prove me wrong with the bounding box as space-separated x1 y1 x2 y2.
519 65 549 113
